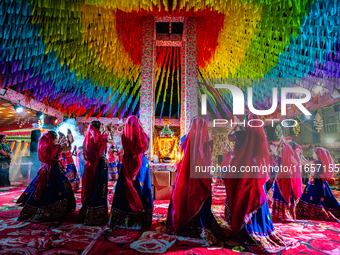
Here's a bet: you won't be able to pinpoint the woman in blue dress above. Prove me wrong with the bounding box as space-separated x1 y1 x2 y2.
110 116 153 230
78 121 109 225
167 117 225 244
76 146 85 179
58 130 80 192
17 131 76 222
296 147 340 221
224 114 289 253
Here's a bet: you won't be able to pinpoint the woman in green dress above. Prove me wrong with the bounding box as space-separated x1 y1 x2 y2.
0 135 12 186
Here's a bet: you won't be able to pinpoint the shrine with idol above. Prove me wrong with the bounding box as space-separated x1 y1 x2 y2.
154 121 179 163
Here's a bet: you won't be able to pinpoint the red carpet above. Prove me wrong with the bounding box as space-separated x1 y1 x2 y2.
0 182 339 254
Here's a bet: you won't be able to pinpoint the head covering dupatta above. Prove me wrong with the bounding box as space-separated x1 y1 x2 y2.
82 124 108 205
169 117 213 233
34 132 60 199
121 116 149 213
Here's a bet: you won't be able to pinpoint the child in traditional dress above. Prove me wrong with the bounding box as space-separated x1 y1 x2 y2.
108 145 119 181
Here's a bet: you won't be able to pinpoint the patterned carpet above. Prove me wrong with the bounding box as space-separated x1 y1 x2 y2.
0 182 339 254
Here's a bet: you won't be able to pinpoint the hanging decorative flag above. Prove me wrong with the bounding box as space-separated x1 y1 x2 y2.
313 113 324 133
0 0 339 119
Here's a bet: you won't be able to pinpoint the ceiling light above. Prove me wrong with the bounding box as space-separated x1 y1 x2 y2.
14 105 24 113
36 112 44 119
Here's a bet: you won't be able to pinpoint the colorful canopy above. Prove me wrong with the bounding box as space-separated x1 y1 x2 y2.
0 0 339 118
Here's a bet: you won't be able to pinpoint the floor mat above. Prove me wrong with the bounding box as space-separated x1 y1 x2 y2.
0 182 340 254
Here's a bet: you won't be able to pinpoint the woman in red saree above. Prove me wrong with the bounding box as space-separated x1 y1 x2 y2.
271 139 301 221
17 131 76 222
224 114 289 253
167 117 225 244
110 116 153 230
78 120 109 225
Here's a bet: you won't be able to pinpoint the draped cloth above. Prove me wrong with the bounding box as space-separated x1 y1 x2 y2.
276 144 299 205
34 132 60 199
169 117 212 233
221 151 233 167
82 125 108 205
315 147 335 180
292 144 303 200
223 114 270 233
121 116 148 213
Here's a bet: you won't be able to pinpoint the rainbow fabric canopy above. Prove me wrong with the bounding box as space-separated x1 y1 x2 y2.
0 0 339 118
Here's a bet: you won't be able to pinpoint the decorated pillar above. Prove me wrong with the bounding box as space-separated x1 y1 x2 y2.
180 18 198 137
140 17 156 157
